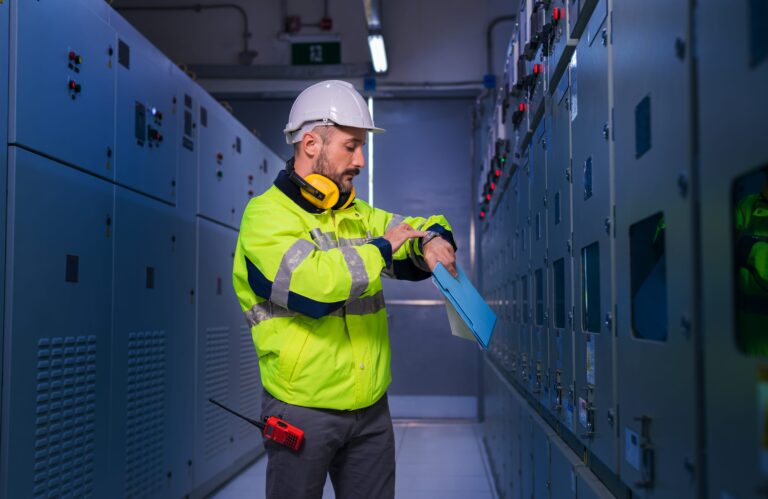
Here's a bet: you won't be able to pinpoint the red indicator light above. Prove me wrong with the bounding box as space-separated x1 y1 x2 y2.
519 102 527 112
490 182 496 190
486 194 492 201
495 169 502 177
480 211 486 219
216 153 223 161
69 51 76 61
69 80 76 89
534 64 542 75
553 8 562 21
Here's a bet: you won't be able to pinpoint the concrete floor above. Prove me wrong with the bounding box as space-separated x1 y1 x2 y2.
209 420 498 499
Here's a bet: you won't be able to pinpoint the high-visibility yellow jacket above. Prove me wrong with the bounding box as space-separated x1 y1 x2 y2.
232 169 456 410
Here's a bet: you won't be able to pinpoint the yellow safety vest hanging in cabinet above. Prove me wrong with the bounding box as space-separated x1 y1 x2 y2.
232 169 456 410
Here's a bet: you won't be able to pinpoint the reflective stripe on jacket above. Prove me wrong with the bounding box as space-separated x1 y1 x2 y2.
232 169 456 410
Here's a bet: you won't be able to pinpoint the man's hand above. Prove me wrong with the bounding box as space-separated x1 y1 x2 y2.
383 224 428 253
423 237 458 278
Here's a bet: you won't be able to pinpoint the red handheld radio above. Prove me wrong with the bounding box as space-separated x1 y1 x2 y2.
208 398 305 452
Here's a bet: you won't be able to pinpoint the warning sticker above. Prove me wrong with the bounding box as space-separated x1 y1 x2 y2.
586 334 596 385
758 366 768 475
565 398 575 431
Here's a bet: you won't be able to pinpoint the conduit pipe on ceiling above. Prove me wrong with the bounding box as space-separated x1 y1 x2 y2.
116 3 257 65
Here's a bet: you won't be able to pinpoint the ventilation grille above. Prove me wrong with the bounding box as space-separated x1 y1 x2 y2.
239 325 261 439
125 330 167 498
204 327 230 459
34 336 97 498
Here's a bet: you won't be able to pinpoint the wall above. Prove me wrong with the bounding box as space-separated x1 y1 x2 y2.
112 0 516 92
229 96 479 418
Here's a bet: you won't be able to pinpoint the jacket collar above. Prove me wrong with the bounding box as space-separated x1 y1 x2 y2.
274 158 325 214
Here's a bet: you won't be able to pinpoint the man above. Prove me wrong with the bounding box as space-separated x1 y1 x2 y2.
735 166 768 355
232 80 458 498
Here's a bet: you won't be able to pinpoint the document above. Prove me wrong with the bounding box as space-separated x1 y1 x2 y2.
431 263 496 350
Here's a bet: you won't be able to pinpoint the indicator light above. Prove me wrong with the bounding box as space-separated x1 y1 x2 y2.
151 107 157 116
534 64 542 75
75 55 83 64
216 153 224 161
480 211 486 220
486 193 492 201
216 170 224 178
69 51 76 61
553 8 562 22
490 182 496 191
495 169 502 177
519 102 527 112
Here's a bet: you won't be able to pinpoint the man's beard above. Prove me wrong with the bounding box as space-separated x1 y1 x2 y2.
313 147 357 194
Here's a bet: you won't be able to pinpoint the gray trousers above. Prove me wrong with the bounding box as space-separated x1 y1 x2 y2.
261 389 395 499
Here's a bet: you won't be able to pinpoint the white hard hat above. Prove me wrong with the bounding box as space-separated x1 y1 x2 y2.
284 80 385 144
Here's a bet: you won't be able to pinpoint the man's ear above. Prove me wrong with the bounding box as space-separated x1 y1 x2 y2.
300 131 321 159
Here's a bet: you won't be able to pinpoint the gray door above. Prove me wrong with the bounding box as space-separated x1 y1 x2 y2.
193 218 244 487
114 23 179 204
569 0 616 475
10 1 116 179
111 186 179 498
530 122 550 408
612 0 698 495
698 0 768 496
547 70 575 431
373 98 477 418
1 148 114 498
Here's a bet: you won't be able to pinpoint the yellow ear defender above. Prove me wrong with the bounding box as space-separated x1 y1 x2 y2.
290 171 356 211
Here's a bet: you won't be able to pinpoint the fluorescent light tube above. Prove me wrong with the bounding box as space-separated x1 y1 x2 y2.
367 34 388 73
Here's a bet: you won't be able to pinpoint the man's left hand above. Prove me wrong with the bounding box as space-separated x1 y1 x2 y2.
423 237 458 278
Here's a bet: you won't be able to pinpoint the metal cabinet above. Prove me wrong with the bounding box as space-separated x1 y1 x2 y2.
0 148 114 498
697 0 768 497
198 95 241 228
530 121 549 407
10 0 116 179
112 15 179 204
516 154 533 392
110 187 196 498
569 0 616 475
547 70 575 431
611 0 698 495
194 218 258 489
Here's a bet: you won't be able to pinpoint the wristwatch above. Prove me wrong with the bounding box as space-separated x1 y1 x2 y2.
421 231 441 249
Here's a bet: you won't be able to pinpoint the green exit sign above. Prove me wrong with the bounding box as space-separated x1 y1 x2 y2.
292 42 341 65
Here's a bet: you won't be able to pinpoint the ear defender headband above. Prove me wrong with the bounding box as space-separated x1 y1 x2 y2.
289 170 356 211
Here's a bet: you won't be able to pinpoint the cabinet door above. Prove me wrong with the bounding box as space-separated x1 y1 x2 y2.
570 2 616 474
111 187 195 498
1 147 113 498
194 218 249 487
198 99 240 228
11 0 116 179
697 0 768 496
113 17 179 204
612 0 697 495
530 121 549 407
547 75 575 431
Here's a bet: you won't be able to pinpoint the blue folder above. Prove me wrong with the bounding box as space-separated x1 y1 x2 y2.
431 263 496 350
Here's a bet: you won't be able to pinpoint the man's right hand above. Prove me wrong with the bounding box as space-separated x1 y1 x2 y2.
383 224 428 253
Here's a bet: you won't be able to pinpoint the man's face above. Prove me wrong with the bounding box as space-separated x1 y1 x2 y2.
312 126 367 194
